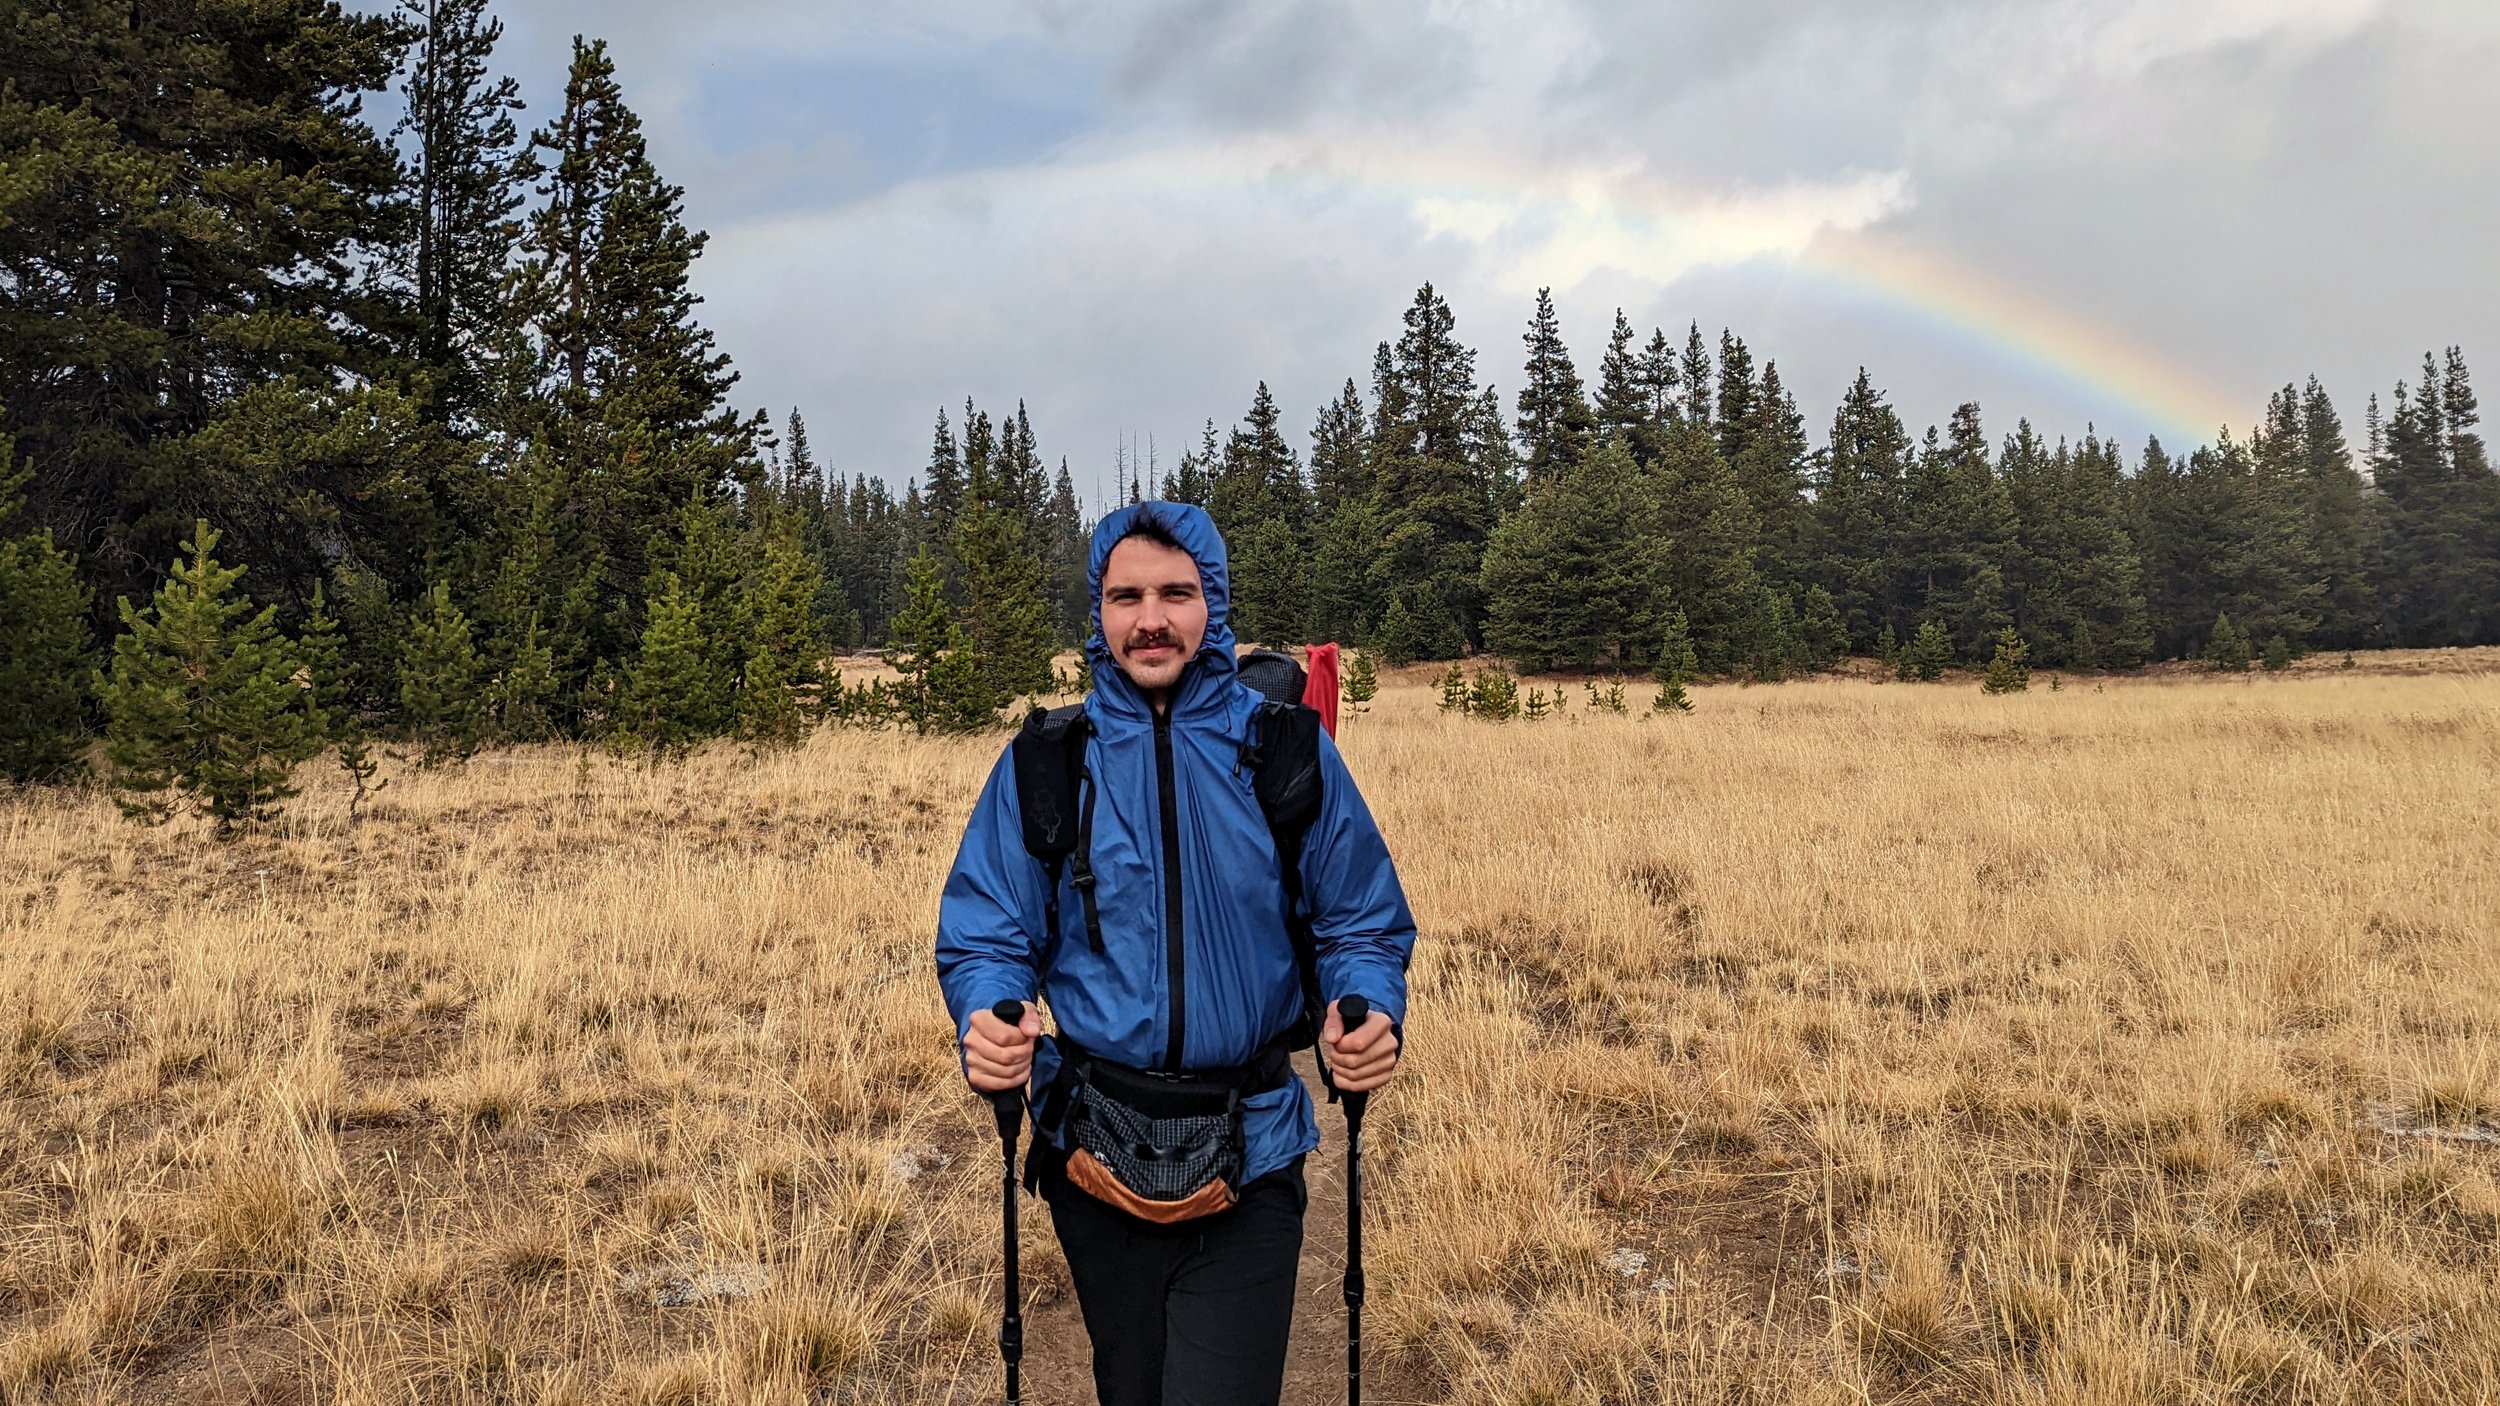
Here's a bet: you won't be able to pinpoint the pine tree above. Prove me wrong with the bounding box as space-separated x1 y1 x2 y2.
1435 663 1468 714
620 571 720 756
1814 369 1912 647
298 582 386 817
1517 288 1595 485
1653 421 1770 671
953 468 1055 708
739 522 826 748
1901 620 1954 682
2261 633 2294 672
1792 586 1847 670
98 522 321 831
1373 592 1426 667
394 0 528 424
399 580 484 765
890 547 993 733
1592 310 1646 446
1342 651 1379 712
1480 437 1670 672
1369 284 1497 658
2297 377 2374 648
1651 609 1698 713
1310 381 1371 515
1216 383 1312 643
491 612 560 744
2206 612 2251 671
0 433 90 782
1897 404 2017 656
2003 425 2151 667
2371 351 2499 646
1466 668 1520 722
512 36 756 593
0 3 415 618
1679 324 1714 428
1981 626 2030 694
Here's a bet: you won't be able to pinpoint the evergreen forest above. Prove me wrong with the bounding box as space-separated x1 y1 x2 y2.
4 3 2495 810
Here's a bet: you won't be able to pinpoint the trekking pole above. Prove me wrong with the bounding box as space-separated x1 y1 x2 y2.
987 999 1027 1406
1335 994 1372 1406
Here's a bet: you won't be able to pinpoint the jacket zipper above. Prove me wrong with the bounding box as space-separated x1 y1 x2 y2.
1154 710 1186 1069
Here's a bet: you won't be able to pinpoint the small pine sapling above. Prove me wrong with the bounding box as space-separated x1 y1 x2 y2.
300 582 385 821
1467 668 1520 722
1652 610 1699 714
2261 635 2293 673
1901 620 1954 682
99 521 321 833
1981 626 2030 694
2206 613 2250 672
1523 687 1550 722
1436 664 1469 714
1342 651 1379 713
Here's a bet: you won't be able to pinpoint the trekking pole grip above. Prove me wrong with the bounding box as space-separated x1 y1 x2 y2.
988 999 1028 1139
1336 995 1372 1117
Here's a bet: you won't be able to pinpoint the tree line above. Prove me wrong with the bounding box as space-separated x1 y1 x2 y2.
3 2 2494 812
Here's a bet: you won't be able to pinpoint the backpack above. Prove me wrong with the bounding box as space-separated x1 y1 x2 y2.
1013 649 1330 1052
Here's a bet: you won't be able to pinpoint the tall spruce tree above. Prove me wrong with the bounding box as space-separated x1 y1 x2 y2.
1310 380 1370 515
1813 369 1912 648
2003 426 2151 666
1516 288 1595 486
1368 284 1497 658
99 522 321 830
393 0 527 424
1592 311 1646 447
0 2 415 623
1896 404 2016 657
2297 377 2374 648
2371 351 2498 645
512 36 755 597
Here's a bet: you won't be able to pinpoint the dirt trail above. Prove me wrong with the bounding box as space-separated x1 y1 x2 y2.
1010 1055 1416 1406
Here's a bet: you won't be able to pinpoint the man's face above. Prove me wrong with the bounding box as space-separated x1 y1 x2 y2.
1101 534 1208 699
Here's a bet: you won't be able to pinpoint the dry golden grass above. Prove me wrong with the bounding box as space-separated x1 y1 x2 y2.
3 651 2497 1403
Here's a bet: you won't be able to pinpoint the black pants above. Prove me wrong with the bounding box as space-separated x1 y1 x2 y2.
1040 1153 1307 1406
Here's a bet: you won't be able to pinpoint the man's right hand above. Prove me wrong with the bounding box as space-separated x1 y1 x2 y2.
964 1003 1042 1092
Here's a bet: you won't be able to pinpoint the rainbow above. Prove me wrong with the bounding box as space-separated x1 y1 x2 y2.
1309 140 2248 450
1797 231 2244 450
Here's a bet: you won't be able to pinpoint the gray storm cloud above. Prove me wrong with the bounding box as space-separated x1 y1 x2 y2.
490 0 2497 503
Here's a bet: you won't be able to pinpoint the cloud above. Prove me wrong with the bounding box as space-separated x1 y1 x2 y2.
485 0 2500 504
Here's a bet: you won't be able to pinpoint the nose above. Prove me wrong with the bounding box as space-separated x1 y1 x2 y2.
1135 591 1168 632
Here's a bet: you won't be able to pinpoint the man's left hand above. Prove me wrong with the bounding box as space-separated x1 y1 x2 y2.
1322 998 1400 1094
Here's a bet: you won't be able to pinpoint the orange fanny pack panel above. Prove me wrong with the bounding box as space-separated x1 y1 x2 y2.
1064 1148 1240 1224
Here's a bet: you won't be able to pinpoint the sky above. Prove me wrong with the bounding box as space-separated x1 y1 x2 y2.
469 0 2499 509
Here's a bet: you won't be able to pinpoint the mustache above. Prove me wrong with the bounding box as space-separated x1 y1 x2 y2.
1122 629 1182 652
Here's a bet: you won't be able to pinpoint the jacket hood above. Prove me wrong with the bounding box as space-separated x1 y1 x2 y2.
1085 501 1237 712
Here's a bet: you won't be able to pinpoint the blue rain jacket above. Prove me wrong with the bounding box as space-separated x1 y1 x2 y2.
935 501 1417 1184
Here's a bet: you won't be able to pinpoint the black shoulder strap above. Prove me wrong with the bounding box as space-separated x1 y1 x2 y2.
1247 700 1327 1050
1012 705 1103 954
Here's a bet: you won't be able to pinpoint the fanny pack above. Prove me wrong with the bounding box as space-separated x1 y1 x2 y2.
1034 1035 1294 1224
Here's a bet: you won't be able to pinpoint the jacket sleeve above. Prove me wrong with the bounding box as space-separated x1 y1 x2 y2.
935 747 1048 1065
1296 730 1417 1026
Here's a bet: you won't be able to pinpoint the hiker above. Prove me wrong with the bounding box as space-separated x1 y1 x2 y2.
937 501 1416 1406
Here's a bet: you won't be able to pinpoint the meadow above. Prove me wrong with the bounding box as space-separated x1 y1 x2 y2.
3 652 2497 1404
